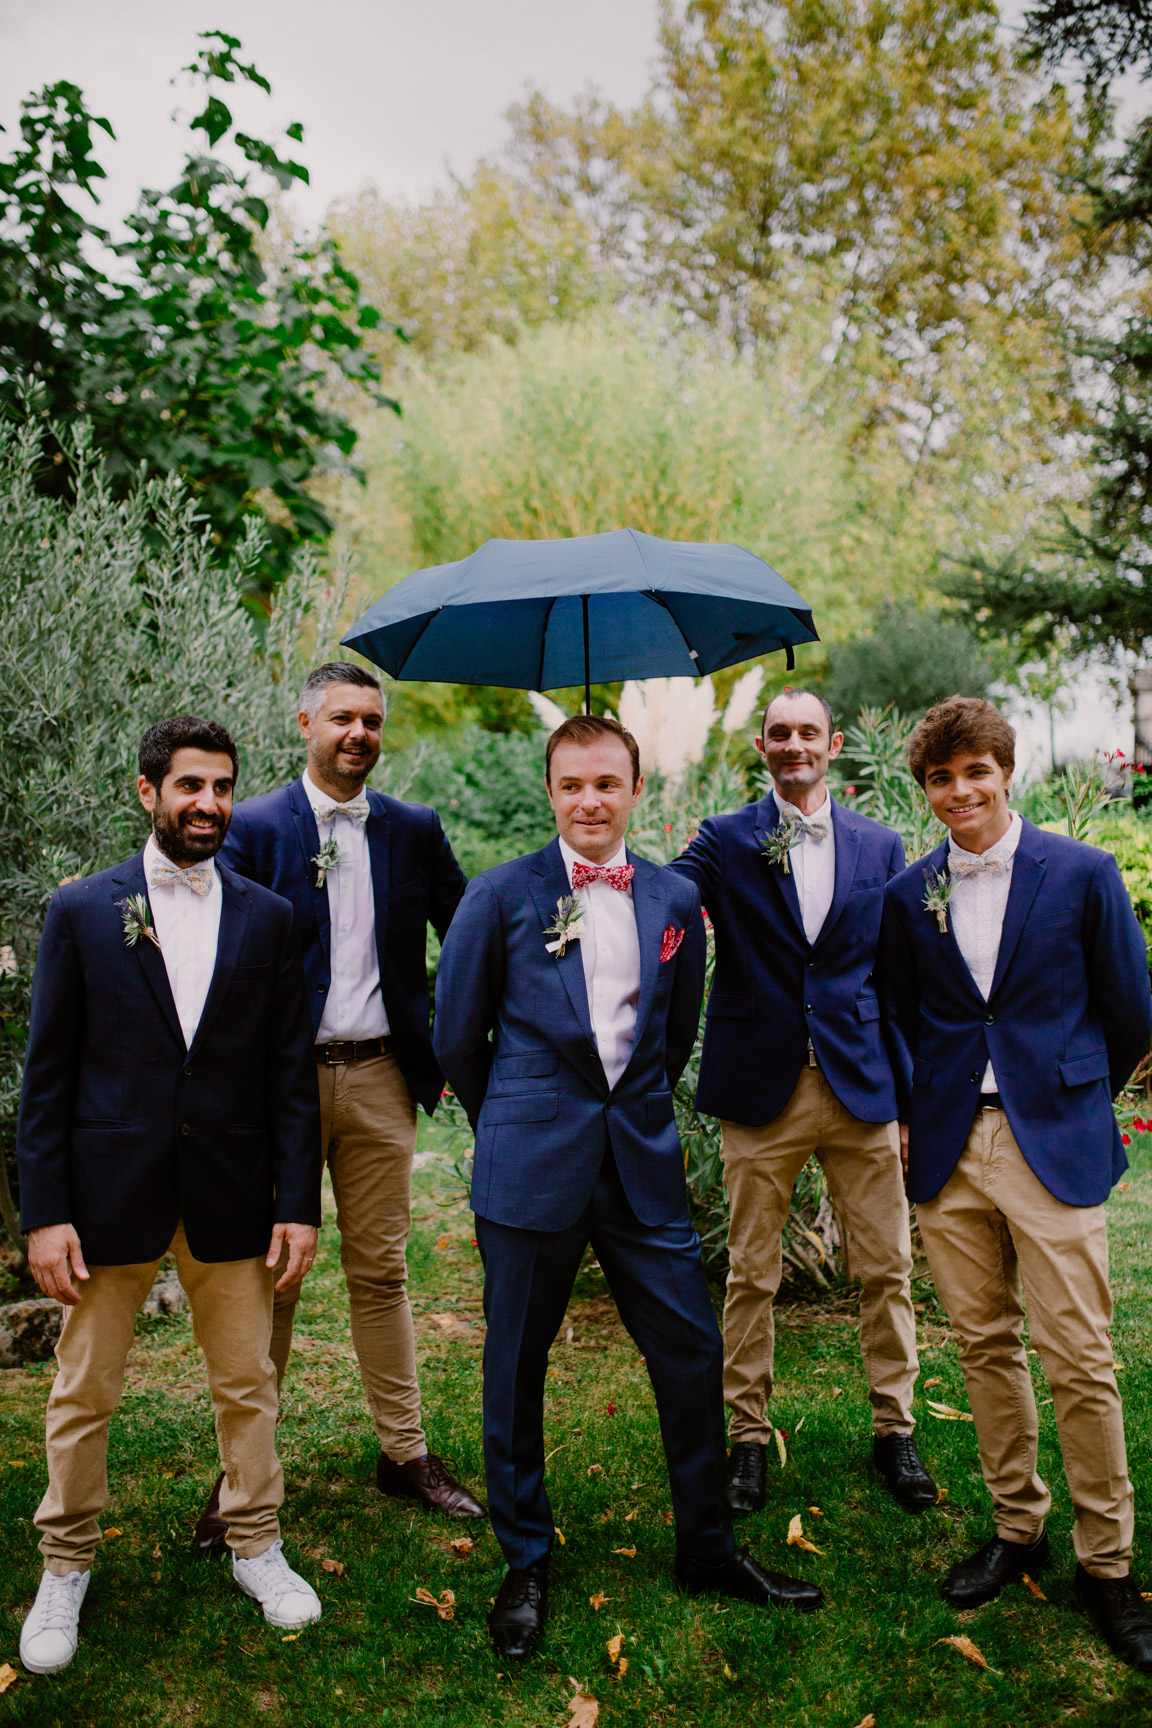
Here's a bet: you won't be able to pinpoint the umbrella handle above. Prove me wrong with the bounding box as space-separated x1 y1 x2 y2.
582 594 591 715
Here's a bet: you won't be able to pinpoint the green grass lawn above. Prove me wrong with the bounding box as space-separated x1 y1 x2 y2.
4 1124 1152 1726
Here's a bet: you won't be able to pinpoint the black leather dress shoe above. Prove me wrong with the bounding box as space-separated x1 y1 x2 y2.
676 1545 823 1612
725 1442 767 1515
1075 1566 1152 1672
942 1532 1050 1608
193 1471 227 1555
873 1433 938 1513
376 1452 485 1519
488 1561 548 1658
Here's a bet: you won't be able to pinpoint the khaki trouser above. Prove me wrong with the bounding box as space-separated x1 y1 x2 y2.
37 1223 281 1573
271 1050 424 1463
722 1064 919 1443
916 1108 1133 1578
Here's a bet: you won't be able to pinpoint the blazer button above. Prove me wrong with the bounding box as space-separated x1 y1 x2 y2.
316 984 327 994
805 1003 814 1013
969 1072 980 1084
181 1122 191 1136
183 1065 193 1078
984 1013 995 1025
806 960 815 969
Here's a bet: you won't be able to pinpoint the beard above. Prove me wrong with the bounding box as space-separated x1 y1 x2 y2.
311 733 378 793
152 800 229 867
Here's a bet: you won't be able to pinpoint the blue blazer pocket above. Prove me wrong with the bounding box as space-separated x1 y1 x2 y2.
493 1052 560 1080
855 996 881 1022
646 1091 676 1121
912 1058 933 1087
483 1092 560 1125
1058 1050 1110 1087
706 992 756 1019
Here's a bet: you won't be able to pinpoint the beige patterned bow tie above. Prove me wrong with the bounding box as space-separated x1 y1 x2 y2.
781 811 830 843
948 851 1007 879
317 797 369 828
147 858 214 896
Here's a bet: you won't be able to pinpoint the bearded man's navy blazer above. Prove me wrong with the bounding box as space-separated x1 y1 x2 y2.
671 795 905 1126
881 819 1152 1206
17 853 321 1265
220 779 467 1115
433 838 706 1231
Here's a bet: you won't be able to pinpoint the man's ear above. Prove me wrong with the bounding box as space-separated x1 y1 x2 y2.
297 709 311 742
137 774 157 814
753 735 767 760
544 773 556 811
828 730 845 761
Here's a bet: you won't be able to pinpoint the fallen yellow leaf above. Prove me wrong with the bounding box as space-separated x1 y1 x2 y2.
435 1235 451 1250
924 1376 943 1389
937 1633 991 1671
624 1509 638 1522
722 1662 734 1679
567 1688 600 1727
322 1558 344 1576
615 1657 629 1680
927 1399 974 1422
104 1528 122 1539
853 1716 876 1728
1021 1572 1047 1601
611 1545 637 1558
281 1633 301 1642
831 1387 843 1398
606 1633 624 1663
152 1543 161 1559
786 1513 824 1555
935 1486 949 1504
807 1506 823 1517
590 1592 611 1611
450 1537 475 1556
0 1663 18 1694
7 1460 25 1468
587 1464 603 1476
412 1586 456 1621
429 1313 456 1330
555 1527 567 1546
774 1427 788 1468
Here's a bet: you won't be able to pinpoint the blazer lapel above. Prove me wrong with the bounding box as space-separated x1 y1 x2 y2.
366 792 391 968
287 778 329 960
188 869 252 1056
917 840 985 1002
528 839 596 1046
812 800 860 950
628 852 666 1054
110 854 183 1049
989 820 1046 998
751 797 806 942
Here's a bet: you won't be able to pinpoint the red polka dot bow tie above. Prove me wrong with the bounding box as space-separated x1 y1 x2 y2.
571 861 635 893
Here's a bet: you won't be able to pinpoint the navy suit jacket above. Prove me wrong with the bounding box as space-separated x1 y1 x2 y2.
220 779 467 1115
881 819 1152 1206
671 795 905 1125
17 852 321 1265
433 838 706 1231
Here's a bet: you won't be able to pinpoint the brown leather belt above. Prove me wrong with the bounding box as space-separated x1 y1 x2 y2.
316 1036 393 1066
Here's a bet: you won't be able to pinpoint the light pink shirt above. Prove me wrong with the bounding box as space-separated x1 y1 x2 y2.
559 837 641 1089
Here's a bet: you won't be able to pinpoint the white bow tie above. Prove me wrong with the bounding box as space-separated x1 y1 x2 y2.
781 811 830 843
148 858 214 896
949 851 1007 879
316 797 369 828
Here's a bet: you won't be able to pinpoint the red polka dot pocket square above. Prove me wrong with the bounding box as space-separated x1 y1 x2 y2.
660 924 685 963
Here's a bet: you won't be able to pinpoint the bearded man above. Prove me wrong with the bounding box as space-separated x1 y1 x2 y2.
17 716 323 1674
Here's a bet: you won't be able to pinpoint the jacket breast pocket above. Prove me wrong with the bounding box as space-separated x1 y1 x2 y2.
855 996 881 1023
1058 1050 1110 1087
483 1092 560 1125
494 1052 560 1081
912 1058 933 1087
646 1091 676 1122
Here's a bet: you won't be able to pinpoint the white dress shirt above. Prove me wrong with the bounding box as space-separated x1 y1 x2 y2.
773 787 836 945
303 771 390 1043
559 836 642 1090
948 811 1022 1092
144 834 222 1051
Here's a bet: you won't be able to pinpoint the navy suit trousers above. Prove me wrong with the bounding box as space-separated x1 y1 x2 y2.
475 1150 735 1569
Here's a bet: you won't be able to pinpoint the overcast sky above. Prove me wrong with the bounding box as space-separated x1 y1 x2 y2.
0 0 660 228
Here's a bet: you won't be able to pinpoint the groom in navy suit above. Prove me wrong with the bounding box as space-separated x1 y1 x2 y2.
882 695 1152 1671
435 714 823 1659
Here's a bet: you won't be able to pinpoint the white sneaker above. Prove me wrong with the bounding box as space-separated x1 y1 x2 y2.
20 1568 90 1674
232 1540 322 1630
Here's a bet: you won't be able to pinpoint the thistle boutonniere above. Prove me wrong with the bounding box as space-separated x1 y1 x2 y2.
759 821 803 876
543 893 586 958
117 894 161 951
922 867 956 934
312 835 341 889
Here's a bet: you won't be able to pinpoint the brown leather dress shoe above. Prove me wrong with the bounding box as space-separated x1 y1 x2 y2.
375 1452 485 1519
193 1471 228 1554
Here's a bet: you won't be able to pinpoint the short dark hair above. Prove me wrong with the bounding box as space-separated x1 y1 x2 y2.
545 714 641 787
762 686 835 743
138 717 239 789
299 661 383 717
906 695 1016 787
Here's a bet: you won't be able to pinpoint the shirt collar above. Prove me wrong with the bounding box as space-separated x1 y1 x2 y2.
144 833 219 883
559 835 629 886
948 809 1022 866
302 769 368 813
772 787 832 825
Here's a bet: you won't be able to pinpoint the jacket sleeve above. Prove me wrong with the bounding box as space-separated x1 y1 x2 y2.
668 818 724 915
17 890 83 1232
265 902 323 1225
1084 850 1152 1096
427 808 468 942
888 829 906 877
666 884 706 1090
878 888 918 1120
432 875 505 1128
217 804 256 882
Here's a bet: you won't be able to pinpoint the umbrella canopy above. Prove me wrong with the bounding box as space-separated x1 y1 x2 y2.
342 528 818 709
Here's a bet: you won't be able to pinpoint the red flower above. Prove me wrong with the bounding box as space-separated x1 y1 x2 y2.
845 785 856 796
664 823 673 833
1118 748 1126 757
606 1402 616 1416
1123 1132 1132 1145
470 1237 478 1247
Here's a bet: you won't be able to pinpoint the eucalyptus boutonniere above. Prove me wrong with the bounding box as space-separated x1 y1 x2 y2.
117 894 161 951
312 835 341 889
543 893 585 957
759 822 803 876
922 867 956 934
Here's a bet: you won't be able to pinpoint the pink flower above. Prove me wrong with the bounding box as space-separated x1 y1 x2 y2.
845 785 856 796
664 823 673 834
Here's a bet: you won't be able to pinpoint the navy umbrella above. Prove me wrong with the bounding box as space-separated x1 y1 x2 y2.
342 527 818 712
